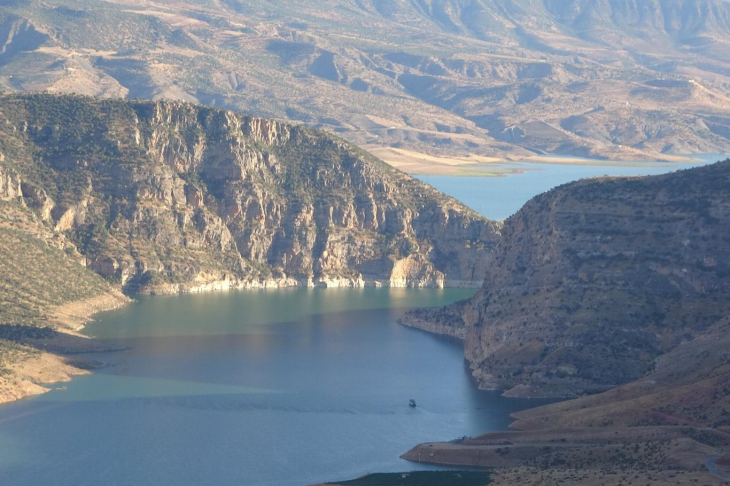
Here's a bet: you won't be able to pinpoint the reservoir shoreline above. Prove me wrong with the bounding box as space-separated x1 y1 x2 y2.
1 288 549 486
5 155 724 405
0 277 481 406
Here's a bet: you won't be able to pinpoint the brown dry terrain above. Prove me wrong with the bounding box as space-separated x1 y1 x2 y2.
397 424 730 484
0 200 128 404
402 425 730 481
403 160 730 399
393 160 730 485
0 0 728 171
0 92 497 404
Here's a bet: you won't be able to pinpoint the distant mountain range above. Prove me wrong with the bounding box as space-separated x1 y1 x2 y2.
0 0 728 167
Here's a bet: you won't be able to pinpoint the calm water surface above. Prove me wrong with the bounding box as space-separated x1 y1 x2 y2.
3 158 726 485
418 155 727 220
0 289 554 486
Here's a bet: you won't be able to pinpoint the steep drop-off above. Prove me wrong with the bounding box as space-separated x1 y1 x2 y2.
0 94 500 295
0 92 500 403
403 160 730 398
0 186 127 403
399 160 730 486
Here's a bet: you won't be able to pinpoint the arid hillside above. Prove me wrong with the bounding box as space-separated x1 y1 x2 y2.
0 92 500 403
0 191 127 403
397 158 730 486
0 93 499 295
403 159 730 398
0 0 728 168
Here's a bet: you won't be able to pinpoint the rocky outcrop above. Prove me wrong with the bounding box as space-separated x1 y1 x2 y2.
20 183 54 220
402 160 730 398
0 164 21 201
401 299 471 339
0 94 500 293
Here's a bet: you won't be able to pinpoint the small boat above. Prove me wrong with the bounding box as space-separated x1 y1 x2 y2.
409 399 417 408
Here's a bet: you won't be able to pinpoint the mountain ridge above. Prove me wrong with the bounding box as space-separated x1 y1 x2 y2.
0 93 500 295
0 92 500 403
402 158 730 398
395 158 730 485
0 0 727 169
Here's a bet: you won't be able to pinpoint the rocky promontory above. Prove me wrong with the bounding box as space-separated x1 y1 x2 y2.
0 93 500 294
0 93 500 403
402 159 730 398
395 160 730 485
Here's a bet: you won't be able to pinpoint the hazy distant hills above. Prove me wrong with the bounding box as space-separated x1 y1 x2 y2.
0 0 729 165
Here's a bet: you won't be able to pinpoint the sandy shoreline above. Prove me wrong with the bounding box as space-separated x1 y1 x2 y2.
369 146 707 177
0 291 130 405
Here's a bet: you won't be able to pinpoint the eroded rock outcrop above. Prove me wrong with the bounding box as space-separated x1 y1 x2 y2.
0 94 500 293
403 160 730 398
0 164 21 201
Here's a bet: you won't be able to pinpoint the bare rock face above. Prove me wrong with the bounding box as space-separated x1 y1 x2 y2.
0 94 501 293
403 160 730 398
20 183 54 221
0 164 21 201
389 254 443 288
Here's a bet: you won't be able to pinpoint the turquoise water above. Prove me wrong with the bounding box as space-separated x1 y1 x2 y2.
418 156 727 220
1 157 726 485
0 289 554 486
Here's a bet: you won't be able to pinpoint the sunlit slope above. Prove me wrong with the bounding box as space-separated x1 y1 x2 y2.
0 0 727 163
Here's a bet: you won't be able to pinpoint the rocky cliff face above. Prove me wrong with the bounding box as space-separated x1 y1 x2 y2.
510 315 730 431
0 94 500 293
403 160 730 398
0 163 21 201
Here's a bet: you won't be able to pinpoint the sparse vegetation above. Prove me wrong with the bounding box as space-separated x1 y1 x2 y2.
0 202 111 328
0 93 498 295
0 0 728 167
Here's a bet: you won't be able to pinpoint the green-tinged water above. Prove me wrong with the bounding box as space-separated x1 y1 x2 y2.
82 287 477 339
4 158 725 486
0 289 551 486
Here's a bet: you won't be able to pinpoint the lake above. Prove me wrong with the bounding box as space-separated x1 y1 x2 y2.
1 157 726 486
417 156 727 220
0 289 554 486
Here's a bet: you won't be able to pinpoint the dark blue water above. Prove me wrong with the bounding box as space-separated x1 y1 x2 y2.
418 156 726 220
0 289 553 486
